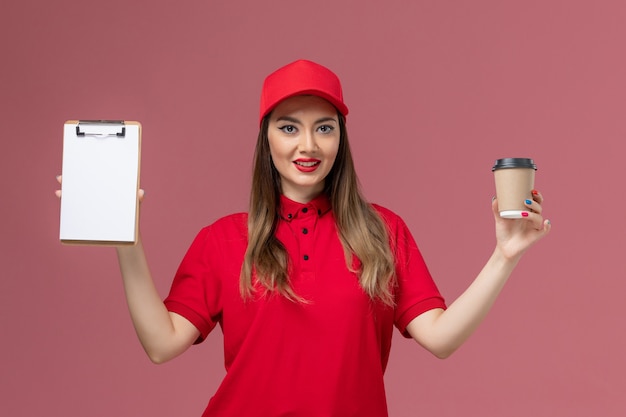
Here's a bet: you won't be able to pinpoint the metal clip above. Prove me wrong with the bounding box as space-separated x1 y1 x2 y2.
76 120 126 138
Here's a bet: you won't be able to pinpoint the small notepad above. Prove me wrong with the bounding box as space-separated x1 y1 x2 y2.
59 120 141 245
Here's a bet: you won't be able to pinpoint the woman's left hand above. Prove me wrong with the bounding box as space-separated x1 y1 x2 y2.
493 190 551 261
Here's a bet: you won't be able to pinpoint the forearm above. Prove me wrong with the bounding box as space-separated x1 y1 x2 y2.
116 237 192 363
408 249 521 358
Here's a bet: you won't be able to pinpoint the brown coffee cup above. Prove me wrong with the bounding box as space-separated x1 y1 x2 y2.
492 158 537 218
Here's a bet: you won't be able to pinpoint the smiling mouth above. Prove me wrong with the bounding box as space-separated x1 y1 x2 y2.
294 161 320 167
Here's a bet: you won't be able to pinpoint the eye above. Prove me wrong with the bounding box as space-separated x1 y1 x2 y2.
317 125 335 134
278 125 297 134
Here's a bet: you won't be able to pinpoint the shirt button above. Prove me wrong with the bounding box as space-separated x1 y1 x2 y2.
302 228 308 234
317 209 322 215
302 207 308 213
303 255 309 261
287 213 292 219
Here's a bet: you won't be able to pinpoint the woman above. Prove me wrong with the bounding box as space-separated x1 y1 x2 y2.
61 59 551 416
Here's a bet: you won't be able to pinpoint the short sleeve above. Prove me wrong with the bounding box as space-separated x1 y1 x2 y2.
375 206 447 337
164 226 221 343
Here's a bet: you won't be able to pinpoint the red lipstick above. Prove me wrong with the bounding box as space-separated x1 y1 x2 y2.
293 158 321 172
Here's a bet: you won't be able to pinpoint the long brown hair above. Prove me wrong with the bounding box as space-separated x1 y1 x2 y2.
240 114 396 305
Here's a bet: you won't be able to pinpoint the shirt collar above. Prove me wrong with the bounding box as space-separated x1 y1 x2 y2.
279 193 332 221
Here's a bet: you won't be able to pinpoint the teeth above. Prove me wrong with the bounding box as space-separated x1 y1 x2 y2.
296 161 318 167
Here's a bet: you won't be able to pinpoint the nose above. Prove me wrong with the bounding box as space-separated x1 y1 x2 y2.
298 129 318 153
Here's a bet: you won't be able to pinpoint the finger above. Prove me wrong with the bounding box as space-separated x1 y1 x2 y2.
524 198 543 215
542 219 552 234
535 218 552 236
521 211 547 230
531 189 544 204
491 196 500 217
138 189 145 202
55 175 62 199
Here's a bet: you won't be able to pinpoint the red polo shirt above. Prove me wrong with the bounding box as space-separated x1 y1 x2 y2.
164 194 446 417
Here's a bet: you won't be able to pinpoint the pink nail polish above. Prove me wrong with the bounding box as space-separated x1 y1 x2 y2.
521 212 529 217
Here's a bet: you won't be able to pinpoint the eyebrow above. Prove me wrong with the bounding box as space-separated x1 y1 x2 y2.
276 115 338 125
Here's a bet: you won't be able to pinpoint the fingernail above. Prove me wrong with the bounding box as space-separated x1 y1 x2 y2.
521 212 529 217
525 199 532 205
492 195 496 201
531 190 539 195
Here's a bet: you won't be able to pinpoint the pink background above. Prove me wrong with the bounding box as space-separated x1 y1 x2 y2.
2 1 625 416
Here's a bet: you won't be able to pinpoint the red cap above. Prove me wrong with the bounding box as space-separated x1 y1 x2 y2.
259 59 349 125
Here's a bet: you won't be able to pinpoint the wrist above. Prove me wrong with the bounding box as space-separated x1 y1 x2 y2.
492 246 522 269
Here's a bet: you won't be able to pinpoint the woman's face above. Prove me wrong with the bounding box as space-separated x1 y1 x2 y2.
267 95 340 203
